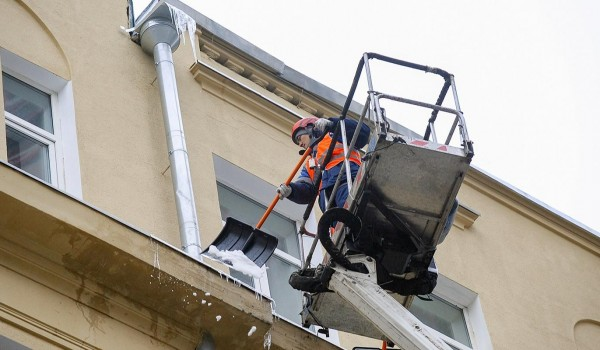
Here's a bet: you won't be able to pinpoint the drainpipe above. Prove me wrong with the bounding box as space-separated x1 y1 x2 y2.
139 17 202 260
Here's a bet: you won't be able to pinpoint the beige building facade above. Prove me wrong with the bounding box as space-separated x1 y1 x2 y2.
0 0 599 349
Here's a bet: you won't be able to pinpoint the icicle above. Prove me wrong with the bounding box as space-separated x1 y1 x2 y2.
263 329 272 349
166 3 198 62
150 236 162 282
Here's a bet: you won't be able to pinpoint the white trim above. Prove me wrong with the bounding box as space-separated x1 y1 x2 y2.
54 81 81 197
0 49 64 92
1 48 82 198
465 297 493 350
4 111 56 142
5 119 58 186
424 274 493 350
273 248 301 266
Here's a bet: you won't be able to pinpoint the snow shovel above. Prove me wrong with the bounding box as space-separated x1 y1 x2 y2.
204 147 313 267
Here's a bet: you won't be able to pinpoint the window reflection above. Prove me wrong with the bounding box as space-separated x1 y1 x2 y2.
6 126 51 183
410 294 472 347
3 72 53 133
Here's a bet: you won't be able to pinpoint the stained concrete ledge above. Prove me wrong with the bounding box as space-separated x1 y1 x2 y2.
0 161 341 349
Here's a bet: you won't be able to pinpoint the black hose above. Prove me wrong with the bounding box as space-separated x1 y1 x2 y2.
317 208 362 271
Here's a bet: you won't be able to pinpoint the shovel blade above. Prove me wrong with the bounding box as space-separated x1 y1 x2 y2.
204 217 278 267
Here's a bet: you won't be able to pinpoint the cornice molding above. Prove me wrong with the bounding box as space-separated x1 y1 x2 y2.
0 303 99 350
190 57 304 136
196 34 343 118
454 204 481 230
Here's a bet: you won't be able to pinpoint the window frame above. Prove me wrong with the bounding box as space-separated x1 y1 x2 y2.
412 274 493 350
1 48 81 197
214 182 306 299
212 155 321 298
212 154 339 344
250 219 308 302
5 117 58 184
3 71 59 186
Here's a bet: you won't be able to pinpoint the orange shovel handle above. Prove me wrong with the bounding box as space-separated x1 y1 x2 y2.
255 147 312 229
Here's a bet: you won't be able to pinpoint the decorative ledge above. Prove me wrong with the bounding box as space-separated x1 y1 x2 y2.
454 204 481 230
197 36 337 117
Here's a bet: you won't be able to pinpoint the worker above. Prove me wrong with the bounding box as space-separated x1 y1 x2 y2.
278 115 457 243
277 116 370 212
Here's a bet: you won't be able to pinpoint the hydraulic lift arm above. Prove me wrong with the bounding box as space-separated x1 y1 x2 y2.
326 257 452 350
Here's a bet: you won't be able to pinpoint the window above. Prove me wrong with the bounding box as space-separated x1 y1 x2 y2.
3 72 55 183
409 275 492 350
1 48 81 197
216 183 303 323
0 335 31 350
411 294 471 349
212 155 327 328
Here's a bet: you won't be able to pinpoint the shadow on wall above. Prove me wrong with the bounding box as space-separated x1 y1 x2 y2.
574 319 600 350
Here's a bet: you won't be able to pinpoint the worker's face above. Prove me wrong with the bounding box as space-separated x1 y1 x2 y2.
297 133 311 150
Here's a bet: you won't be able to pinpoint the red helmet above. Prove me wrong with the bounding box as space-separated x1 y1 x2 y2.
291 116 319 145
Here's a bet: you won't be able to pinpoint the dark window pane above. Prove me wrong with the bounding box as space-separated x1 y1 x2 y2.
410 295 472 347
265 254 303 323
0 335 32 350
216 183 299 257
3 72 53 133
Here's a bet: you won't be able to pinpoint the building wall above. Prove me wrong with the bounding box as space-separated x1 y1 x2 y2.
0 0 177 241
1 0 599 349
435 170 600 349
0 0 306 250
0 254 178 350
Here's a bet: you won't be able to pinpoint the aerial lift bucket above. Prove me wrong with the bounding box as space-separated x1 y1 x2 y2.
203 147 312 267
294 53 474 344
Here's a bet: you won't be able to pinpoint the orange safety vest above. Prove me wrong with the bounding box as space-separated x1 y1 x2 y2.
305 133 362 181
